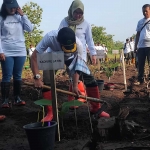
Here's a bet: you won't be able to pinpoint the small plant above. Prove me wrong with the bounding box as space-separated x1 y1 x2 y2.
88 65 102 80
34 98 83 129
59 100 83 116
34 99 52 126
102 62 119 82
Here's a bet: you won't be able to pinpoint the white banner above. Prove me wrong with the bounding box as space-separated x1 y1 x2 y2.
96 50 105 58
112 50 119 54
37 52 64 70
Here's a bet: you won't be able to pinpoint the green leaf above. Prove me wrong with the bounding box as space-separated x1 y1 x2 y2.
59 100 83 116
110 63 119 69
34 99 52 106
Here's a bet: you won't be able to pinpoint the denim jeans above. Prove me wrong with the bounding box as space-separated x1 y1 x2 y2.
1 56 26 82
137 47 150 82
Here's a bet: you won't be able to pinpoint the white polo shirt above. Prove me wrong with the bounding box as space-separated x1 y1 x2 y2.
36 30 83 57
130 41 135 51
96 45 103 51
59 19 96 62
124 43 131 53
136 18 150 48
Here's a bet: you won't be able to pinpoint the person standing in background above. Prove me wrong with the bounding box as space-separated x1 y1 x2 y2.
123 38 131 65
95 42 103 68
134 4 150 85
102 44 108 62
58 0 96 64
130 37 135 64
0 0 33 108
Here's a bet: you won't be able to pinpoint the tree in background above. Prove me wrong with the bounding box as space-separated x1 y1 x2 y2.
22 2 43 49
91 25 123 53
131 34 136 39
113 41 124 50
92 25 107 44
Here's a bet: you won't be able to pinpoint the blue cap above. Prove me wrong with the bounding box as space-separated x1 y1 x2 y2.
3 0 19 8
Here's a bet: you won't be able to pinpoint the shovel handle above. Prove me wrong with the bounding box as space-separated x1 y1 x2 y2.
23 82 105 103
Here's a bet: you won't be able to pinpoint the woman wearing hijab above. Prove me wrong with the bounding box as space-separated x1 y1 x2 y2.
58 0 109 118
59 0 96 63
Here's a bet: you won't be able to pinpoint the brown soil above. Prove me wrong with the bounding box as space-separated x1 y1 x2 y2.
1 65 150 150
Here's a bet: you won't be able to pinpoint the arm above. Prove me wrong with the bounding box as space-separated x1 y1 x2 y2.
134 19 141 52
0 18 5 61
0 40 5 61
72 72 80 96
17 8 33 32
31 50 43 88
134 31 140 52
30 32 53 87
87 47 90 53
21 15 33 32
31 50 39 75
85 23 97 65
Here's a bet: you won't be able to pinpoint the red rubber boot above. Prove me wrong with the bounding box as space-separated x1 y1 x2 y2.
78 81 87 103
41 91 53 122
86 86 110 118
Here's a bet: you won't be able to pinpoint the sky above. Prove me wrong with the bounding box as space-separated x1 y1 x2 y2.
1 0 150 42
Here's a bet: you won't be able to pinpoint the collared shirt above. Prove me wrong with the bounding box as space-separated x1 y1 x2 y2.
59 19 96 62
136 17 150 48
124 42 131 53
36 30 90 76
130 41 135 51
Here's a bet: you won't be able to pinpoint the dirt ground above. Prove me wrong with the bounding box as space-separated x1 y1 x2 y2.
1 64 150 150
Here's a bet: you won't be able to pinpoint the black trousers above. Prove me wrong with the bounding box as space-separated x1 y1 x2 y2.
131 51 135 59
137 47 150 82
42 70 98 92
124 52 131 60
78 72 98 87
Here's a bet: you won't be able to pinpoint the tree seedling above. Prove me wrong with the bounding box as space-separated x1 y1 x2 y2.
34 99 83 128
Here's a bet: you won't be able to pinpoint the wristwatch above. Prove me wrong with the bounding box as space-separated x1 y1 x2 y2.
34 74 41 79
